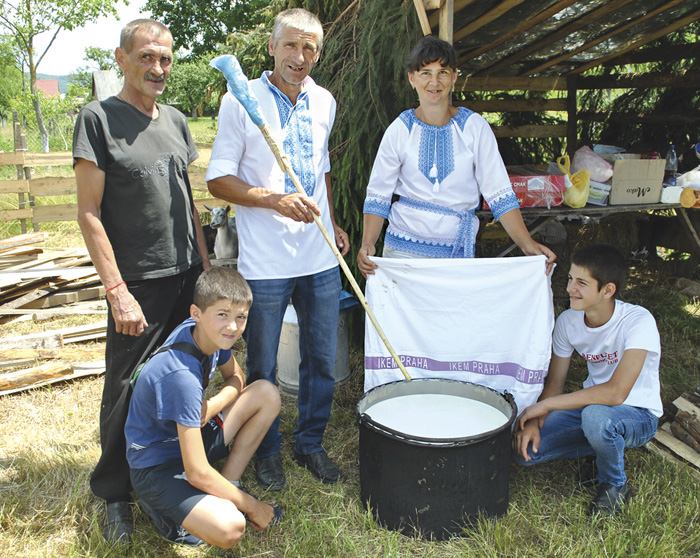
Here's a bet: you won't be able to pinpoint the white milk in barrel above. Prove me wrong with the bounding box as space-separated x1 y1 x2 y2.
364 393 508 439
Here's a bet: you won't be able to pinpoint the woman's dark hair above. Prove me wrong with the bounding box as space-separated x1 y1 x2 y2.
570 243 627 297
406 35 458 72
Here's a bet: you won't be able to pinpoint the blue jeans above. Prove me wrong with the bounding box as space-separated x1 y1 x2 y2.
513 405 658 486
244 267 341 457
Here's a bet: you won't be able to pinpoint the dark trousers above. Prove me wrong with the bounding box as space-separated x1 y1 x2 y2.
90 265 201 503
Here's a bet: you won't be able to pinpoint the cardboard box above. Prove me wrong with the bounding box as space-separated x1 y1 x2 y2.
600 154 665 205
482 166 566 210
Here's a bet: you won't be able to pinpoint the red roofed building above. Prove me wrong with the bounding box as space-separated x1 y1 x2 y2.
35 79 60 97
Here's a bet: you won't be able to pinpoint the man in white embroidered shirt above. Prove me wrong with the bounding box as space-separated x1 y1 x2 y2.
206 8 349 491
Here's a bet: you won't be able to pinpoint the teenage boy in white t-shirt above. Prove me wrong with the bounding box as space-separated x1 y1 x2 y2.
512 243 662 516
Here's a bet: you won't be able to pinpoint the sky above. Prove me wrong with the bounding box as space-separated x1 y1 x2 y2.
33 0 151 76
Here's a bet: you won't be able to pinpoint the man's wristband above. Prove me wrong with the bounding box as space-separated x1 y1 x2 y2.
105 280 126 293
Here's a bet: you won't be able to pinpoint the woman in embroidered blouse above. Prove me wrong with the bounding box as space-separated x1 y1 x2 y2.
357 36 555 277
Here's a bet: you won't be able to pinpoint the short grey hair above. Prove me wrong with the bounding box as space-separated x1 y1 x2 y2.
120 19 171 53
271 8 324 52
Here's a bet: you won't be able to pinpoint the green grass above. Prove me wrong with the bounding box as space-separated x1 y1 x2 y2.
0 213 699 557
187 116 219 144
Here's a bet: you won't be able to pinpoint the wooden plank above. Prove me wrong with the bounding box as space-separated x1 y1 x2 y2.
0 332 63 350
0 302 108 318
0 361 74 391
29 177 77 197
645 439 700 483
0 151 25 166
62 321 107 343
0 208 33 223
603 42 700 66
31 204 77 223
0 246 43 258
429 0 475 26
454 0 528 43
0 255 40 269
570 7 700 76
653 428 700 469
674 396 700 421
457 0 578 66
0 284 62 310
0 360 104 397
455 98 567 112
578 72 700 90
478 0 636 76
523 0 688 77
22 285 105 309
0 347 102 360
0 179 30 194
0 266 97 285
577 111 700 124
412 0 432 35
0 233 47 251
456 76 568 92
491 124 567 138
24 152 72 167
438 0 454 44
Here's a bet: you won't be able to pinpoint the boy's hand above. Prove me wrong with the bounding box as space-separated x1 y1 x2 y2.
246 498 277 531
512 420 541 461
200 400 214 427
515 400 550 431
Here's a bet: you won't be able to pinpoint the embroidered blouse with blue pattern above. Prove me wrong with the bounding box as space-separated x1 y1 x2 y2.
363 107 519 258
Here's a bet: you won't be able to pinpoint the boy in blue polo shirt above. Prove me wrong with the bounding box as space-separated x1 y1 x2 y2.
125 266 282 548
513 244 662 516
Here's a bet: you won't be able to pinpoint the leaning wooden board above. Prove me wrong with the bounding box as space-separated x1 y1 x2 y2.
0 360 105 396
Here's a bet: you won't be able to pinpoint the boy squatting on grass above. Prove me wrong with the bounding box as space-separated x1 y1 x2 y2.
512 243 662 516
124 266 282 548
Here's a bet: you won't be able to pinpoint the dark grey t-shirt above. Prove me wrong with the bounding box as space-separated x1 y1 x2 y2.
73 97 202 280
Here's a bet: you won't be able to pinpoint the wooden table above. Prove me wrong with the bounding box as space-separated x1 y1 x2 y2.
476 203 700 258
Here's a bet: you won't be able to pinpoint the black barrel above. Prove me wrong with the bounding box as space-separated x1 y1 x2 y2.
356 379 516 540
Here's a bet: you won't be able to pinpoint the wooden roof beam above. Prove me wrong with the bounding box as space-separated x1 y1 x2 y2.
522 0 687 76
453 0 528 44
457 0 578 67
439 0 454 43
569 6 700 75
474 0 636 76
413 0 433 36
455 75 569 91
602 43 700 66
429 0 476 28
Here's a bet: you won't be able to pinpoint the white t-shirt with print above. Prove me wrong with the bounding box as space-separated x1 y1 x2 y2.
552 300 663 417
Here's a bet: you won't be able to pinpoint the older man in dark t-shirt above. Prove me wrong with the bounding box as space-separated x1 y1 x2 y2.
73 18 208 546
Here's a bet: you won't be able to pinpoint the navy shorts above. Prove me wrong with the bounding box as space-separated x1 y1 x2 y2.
129 414 229 525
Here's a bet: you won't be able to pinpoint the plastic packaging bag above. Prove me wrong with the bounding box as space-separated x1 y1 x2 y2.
677 165 700 188
557 154 590 209
571 146 614 183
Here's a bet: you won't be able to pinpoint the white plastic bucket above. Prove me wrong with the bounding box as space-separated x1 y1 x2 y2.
276 304 351 397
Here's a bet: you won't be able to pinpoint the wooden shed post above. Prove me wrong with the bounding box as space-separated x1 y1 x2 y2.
566 75 578 155
439 0 454 44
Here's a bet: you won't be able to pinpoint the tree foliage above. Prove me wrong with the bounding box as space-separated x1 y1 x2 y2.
161 56 219 119
0 34 22 124
0 0 121 150
69 46 120 101
144 0 270 57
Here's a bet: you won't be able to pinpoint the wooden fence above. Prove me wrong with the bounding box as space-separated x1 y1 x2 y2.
0 118 223 232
